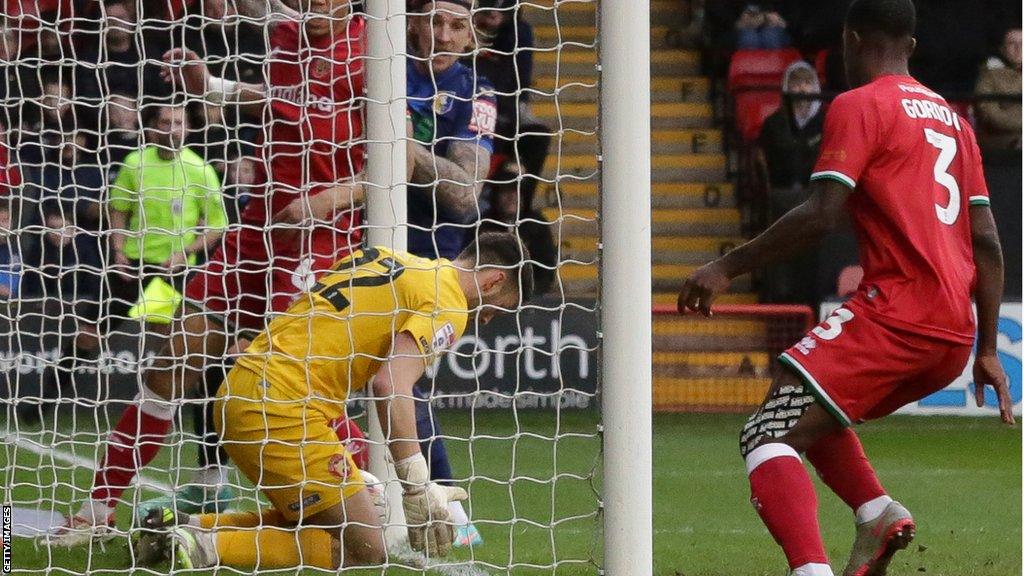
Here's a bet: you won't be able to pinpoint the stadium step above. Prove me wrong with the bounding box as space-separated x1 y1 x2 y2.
532 102 714 131
653 377 772 411
550 129 722 156
542 153 725 182
543 207 742 236
559 234 743 264
523 0 690 29
555 262 751 293
550 182 735 209
653 351 771 378
534 24 675 50
652 292 758 306
533 48 701 78
534 75 709 103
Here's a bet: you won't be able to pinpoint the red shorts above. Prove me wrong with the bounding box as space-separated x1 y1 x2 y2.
183 227 358 335
779 305 973 426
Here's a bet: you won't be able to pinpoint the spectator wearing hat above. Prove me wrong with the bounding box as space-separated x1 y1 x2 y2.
473 0 551 210
975 28 1022 150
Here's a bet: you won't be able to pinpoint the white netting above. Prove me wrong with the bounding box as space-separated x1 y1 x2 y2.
0 0 601 573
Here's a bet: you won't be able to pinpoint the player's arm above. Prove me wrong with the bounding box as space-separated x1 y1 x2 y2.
371 331 467 556
233 0 299 22
160 48 266 117
678 178 851 315
968 203 1014 425
409 140 491 218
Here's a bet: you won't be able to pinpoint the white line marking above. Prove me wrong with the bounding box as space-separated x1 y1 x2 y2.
0 431 173 493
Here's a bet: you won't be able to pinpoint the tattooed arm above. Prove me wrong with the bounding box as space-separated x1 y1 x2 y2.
409 140 491 218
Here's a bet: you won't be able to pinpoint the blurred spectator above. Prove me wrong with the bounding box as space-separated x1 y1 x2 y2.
755 62 824 192
21 201 99 304
473 0 551 211
407 0 496 259
74 0 169 106
219 153 262 226
975 28 1022 151
0 203 21 299
102 92 143 168
734 3 792 49
30 132 105 229
755 61 823 306
0 119 21 196
481 164 556 296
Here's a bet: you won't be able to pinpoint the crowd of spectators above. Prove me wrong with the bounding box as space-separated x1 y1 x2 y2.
703 0 1023 305
0 0 556 329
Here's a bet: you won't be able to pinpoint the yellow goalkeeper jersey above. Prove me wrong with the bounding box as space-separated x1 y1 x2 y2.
233 246 469 416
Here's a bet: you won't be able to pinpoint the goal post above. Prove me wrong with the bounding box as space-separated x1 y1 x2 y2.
599 1 654 574
363 0 410 547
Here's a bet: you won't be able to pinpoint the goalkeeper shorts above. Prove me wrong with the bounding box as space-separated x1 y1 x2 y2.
214 366 366 521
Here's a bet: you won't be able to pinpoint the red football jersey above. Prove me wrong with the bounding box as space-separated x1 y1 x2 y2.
240 16 366 254
810 74 989 343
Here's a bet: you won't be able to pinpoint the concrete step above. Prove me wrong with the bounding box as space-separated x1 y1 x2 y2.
549 128 722 155
653 351 772 378
559 234 744 263
534 24 682 50
543 207 743 236
652 292 757 306
523 0 691 28
653 377 771 411
542 153 725 182
553 262 752 294
533 48 700 77
533 102 713 131
550 181 735 209
533 75 710 103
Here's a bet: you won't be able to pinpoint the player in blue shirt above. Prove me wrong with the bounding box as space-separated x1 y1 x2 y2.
407 0 497 259
405 0 498 549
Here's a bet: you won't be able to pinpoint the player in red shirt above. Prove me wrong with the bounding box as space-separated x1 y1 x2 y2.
678 1 1012 575
53 0 371 543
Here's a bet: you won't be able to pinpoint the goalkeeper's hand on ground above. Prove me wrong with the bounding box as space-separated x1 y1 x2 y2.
394 453 469 557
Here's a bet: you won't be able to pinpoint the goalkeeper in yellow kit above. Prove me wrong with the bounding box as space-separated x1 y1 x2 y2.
135 232 533 570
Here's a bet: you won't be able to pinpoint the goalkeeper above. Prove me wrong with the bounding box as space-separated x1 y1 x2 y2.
137 232 533 569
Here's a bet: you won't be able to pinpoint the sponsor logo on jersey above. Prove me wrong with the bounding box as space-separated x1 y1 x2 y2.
794 336 817 356
433 91 456 115
469 98 498 135
311 57 331 79
432 323 457 353
327 453 351 480
268 85 349 114
287 493 321 512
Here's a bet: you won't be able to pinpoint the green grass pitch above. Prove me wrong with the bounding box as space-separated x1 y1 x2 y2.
2 411 1019 575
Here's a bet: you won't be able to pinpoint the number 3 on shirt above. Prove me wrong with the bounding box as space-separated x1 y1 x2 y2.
924 128 961 225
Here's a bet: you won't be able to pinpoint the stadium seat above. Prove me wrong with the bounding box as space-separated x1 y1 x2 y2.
836 265 864 297
727 49 803 142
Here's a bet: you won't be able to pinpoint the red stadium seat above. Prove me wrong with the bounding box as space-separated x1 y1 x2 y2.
733 91 782 143
837 265 864 297
727 48 804 91
728 49 804 141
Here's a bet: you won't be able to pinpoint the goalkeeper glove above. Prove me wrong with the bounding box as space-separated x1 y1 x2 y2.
394 453 468 557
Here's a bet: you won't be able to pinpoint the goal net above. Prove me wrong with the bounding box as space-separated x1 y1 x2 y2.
0 0 610 573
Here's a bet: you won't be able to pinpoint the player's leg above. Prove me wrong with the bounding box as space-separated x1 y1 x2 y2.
741 368 842 576
152 382 385 570
413 384 479 546
833 340 972 576
80 308 228 517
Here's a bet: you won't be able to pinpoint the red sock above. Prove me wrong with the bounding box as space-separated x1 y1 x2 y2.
806 428 886 511
91 403 173 506
746 443 828 569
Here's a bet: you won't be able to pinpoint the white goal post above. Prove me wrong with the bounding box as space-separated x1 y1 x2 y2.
598 0 653 574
